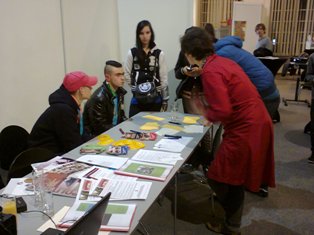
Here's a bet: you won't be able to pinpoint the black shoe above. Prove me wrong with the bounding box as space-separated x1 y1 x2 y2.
304 122 311 134
308 155 314 164
206 221 241 235
251 187 268 198
257 187 269 197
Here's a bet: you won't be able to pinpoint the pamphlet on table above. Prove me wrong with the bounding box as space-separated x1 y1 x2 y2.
131 149 182 165
153 136 193 152
59 200 136 232
115 160 173 181
40 161 91 197
76 178 151 201
2 178 34 196
76 154 128 170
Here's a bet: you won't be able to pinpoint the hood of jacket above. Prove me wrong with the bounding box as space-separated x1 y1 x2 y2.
215 36 243 51
48 85 79 110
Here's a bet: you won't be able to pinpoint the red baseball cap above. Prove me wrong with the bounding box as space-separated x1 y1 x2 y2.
63 71 98 92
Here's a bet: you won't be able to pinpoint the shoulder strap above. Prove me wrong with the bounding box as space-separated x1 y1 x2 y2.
152 49 161 79
131 47 137 59
130 48 137 86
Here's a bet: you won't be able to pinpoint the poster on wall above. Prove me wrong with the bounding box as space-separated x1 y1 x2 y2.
234 21 247 41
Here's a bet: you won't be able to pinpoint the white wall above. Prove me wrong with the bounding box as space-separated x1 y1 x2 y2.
0 0 120 132
117 0 194 115
0 0 193 132
232 2 262 53
0 0 64 132
62 0 121 80
244 0 271 27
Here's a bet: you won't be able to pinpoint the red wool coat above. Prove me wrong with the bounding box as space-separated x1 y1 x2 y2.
202 55 275 192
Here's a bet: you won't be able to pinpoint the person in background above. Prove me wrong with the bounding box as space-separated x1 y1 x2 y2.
180 27 275 235
215 36 280 122
124 20 169 117
29 71 98 155
255 23 273 52
305 52 314 164
84 60 127 137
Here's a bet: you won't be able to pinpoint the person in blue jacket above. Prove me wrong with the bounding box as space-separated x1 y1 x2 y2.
214 35 280 122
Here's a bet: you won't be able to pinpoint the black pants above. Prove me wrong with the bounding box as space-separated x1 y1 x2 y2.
311 98 314 152
129 102 162 117
263 96 281 120
207 178 244 232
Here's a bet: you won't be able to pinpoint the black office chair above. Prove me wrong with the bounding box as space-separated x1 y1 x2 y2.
0 125 30 170
282 56 311 107
6 147 55 184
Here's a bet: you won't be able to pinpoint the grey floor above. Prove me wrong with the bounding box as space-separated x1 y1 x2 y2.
132 76 314 235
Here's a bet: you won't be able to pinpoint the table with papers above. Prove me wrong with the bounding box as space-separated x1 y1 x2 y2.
3 111 210 235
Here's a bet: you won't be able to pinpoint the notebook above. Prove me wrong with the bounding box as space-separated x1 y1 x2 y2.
41 192 111 235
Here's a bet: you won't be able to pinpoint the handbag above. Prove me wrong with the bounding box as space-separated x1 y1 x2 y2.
176 77 202 99
134 80 159 104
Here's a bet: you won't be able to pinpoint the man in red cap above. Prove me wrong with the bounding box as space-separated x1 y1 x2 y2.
29 71 98 155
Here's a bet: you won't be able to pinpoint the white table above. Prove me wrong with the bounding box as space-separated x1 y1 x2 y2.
12 111 209 235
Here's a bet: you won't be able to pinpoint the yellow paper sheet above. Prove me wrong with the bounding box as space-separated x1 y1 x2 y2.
140 122 160 130
142 115 165 121
112 139 145 150
97 134 114 145
183 116 200 124
162 124 184 131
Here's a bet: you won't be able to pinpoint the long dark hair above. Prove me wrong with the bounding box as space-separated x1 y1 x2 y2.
135 20 156 65
136 20 155 49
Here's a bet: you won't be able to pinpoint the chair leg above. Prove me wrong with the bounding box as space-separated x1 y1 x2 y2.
210 191 216 216
137 221 150 235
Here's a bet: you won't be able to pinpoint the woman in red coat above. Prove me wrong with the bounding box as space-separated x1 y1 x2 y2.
180 27 275 235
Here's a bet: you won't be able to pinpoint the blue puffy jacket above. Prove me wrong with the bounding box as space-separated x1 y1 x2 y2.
215 36 279 100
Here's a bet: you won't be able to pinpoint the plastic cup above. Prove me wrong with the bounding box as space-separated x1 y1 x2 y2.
170 101 179 121
1 196 17 215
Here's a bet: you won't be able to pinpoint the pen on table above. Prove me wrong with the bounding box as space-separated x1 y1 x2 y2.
119 128 125 134
83 168 99 179
130 130 142 134
164 134 182 139
168 121 181 125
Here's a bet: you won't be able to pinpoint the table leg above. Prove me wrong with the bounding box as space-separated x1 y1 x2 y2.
173 173 177 235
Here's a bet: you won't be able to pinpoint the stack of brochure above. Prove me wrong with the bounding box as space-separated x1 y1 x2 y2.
115 160 173 181
59 200 136 232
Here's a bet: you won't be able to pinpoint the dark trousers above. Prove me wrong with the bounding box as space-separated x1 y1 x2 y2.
263 96 281 120
207 178 244 232
311 98 314 152
129 102 162 117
